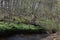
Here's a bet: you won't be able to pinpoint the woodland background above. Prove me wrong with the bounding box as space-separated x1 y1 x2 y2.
0 0 60 32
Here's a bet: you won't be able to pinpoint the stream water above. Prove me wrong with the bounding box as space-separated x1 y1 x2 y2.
0 30 49 40
4 34 48 40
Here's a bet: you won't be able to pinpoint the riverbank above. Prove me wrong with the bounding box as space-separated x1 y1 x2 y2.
41 31 60 40
0 21 56 37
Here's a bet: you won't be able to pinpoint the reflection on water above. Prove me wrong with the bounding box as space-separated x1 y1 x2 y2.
6 34 48 40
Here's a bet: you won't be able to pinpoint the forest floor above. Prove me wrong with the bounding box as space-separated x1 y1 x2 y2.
41 31 60 40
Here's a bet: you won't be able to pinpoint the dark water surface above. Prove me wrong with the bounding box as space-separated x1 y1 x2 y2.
0 30 49 40
5 34 48 40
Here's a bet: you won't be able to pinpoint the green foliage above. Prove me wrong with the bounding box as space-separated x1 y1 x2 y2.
0 22 43 31
9 23 43 30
